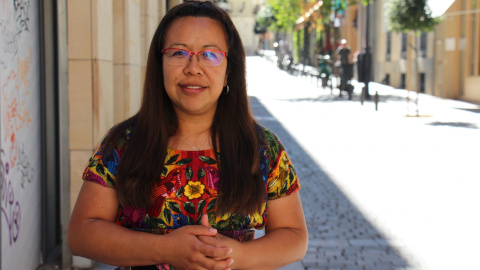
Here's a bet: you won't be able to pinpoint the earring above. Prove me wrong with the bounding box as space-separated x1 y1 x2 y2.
224 85 230 95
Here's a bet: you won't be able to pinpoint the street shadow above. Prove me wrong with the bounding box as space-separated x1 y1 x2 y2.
249 96 412 270
456 108 480 114
426 121 478 129
277 86 408 104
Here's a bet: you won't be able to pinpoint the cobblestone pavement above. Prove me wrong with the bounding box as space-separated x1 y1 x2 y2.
247 56 480 270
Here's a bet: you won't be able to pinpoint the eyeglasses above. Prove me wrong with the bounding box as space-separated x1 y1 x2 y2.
162 48 228 67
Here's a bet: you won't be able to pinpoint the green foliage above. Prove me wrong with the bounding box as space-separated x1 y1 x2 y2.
256 0 361 34
254 3 275 34
388 0 440 33
267 0 302 33
292 29 304 62
316 0 361 28
316 26 322 45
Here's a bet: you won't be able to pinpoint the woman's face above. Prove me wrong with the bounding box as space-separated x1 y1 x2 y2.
162 16 229 118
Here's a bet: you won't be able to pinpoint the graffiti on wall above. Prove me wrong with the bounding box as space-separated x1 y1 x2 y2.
1 3 39 268
0 0 30 69
1 150 21 246
1 42 33 246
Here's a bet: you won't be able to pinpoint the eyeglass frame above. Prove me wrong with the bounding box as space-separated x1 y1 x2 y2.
162 48 228 67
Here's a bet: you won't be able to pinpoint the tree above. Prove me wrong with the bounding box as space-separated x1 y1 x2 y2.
389 0 438 33
254 0 361 63
389 0 441 116
267 0 301 33
254 3 275 34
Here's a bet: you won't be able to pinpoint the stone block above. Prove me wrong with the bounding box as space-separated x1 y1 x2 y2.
113 64 126 124
68 60 93 150
93 60 115 144
125 0 142 66
92 0 114 61
113 0 125 64
67 0 92 59
125 64 142 117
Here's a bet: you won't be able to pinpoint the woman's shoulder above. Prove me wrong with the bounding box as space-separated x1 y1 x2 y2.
257 125 285 157
101 118 137 150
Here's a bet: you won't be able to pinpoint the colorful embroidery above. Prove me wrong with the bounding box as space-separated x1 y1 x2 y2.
82 126 300 268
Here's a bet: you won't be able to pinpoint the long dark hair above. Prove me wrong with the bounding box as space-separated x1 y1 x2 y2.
103 1 264 216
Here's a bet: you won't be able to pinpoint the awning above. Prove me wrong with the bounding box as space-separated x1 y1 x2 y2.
427 0 455 17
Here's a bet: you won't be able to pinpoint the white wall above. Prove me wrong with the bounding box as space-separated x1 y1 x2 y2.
1 0 42 268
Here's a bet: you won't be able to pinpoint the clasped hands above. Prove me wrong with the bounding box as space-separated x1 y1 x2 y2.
163 214 241 270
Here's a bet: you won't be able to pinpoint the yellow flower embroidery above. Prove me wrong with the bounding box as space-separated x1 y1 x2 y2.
250 202 266 225
184 181 206 200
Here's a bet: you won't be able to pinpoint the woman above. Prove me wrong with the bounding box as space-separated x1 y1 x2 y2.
68 2 308 270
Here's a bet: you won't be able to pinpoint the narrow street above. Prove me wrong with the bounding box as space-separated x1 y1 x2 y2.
247 56 480 270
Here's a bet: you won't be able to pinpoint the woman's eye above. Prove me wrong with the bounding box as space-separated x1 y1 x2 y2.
172 50 188 57
202 51 218 59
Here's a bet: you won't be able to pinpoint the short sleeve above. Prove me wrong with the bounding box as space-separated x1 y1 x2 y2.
82 126 131 188
264 130 300 200
82 144 117 188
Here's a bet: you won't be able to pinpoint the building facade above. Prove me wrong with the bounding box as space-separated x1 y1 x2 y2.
434 0 480 101
228 0 262 55
338 0 480 102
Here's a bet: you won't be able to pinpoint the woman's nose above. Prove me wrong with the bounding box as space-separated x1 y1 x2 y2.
184 54 203 75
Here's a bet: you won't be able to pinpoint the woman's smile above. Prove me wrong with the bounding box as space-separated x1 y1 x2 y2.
180 83 208 94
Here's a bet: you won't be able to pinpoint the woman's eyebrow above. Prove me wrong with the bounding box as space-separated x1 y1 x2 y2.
165 43 224 50
166 43 188 48
202 44 222 50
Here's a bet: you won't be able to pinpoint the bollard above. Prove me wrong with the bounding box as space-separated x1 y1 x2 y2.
375 91 379 111
361 86 365 105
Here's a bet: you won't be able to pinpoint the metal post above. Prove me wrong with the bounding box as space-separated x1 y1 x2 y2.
364 2 371 100
55 0 72 268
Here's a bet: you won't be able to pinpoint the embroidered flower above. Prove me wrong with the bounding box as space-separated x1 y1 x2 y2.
172 214 189 228
205 166 219 189
184 181 205 199
251 202 266 226
123 206 146 228
156 263 171 270
104 149 120 176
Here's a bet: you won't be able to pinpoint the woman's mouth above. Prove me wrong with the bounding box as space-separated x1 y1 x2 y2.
181 85 206 93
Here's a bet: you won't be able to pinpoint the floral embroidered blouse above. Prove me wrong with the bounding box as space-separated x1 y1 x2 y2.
82 126 300 269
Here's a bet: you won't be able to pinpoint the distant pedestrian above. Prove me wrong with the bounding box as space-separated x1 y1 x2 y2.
336 39 353 93
336 39 351 65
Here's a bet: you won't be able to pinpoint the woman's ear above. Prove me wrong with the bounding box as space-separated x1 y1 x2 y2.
224 71 229 87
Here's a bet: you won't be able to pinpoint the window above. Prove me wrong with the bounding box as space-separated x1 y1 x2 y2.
420 73 425 93
471 0 479 75
401 73 406 89
386 32 391 61
420 32 427 58
401 33 407 59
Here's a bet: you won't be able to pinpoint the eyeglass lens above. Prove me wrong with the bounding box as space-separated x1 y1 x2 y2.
164 49 226 66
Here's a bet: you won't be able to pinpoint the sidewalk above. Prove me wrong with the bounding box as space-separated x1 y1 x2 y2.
247 56 480 270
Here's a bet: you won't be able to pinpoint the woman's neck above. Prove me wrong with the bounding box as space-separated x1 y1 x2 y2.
169 114 214 151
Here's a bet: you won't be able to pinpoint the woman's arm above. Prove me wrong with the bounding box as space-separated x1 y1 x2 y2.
199 192 308 269
68 181 234 269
